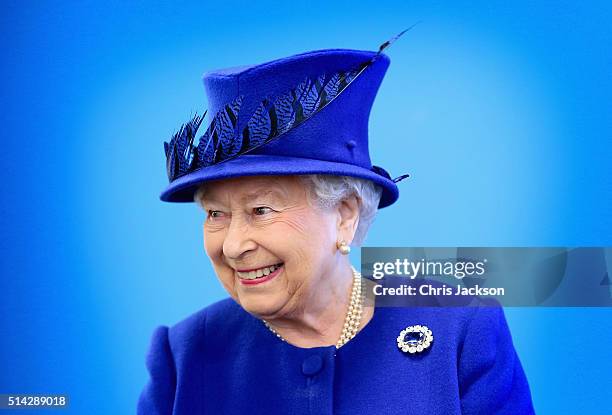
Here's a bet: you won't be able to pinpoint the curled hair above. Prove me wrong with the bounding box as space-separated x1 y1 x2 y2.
297 175 382 247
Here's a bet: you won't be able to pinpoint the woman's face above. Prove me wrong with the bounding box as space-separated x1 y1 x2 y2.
200 175 347 318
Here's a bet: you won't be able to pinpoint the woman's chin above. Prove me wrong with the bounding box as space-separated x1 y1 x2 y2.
236 292 285 318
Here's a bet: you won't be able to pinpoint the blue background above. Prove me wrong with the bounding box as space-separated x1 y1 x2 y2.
1 1 611 413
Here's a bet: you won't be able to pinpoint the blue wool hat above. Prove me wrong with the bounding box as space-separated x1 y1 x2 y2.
161 34 411 208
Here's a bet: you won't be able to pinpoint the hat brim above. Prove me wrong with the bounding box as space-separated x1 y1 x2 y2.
160 154 399 209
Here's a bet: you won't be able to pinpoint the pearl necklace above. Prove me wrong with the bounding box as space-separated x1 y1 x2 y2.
262 266 364 349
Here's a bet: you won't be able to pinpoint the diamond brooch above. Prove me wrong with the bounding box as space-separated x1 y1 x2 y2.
397 325 433 354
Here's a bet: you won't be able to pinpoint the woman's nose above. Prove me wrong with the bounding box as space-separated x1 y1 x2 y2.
222 217 257 260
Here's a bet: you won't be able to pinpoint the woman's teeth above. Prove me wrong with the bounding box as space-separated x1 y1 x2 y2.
237 263 282 280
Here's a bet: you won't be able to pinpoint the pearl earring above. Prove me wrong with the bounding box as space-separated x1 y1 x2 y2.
337 240 351 255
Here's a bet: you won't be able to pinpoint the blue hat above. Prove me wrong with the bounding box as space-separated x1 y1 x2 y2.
161 36 410 208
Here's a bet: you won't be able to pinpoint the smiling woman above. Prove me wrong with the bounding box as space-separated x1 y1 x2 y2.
192 175 378 347
138 36 535 414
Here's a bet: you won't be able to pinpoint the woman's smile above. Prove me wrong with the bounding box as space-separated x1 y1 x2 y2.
236 263 284 285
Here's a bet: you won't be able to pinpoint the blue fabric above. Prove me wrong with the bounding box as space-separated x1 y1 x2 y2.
160 49 402 208
138 298 535 414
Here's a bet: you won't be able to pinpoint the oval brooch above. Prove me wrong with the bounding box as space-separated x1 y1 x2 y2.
397 325 433 354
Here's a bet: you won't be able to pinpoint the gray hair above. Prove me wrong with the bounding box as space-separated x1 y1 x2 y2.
297 175 382 247
194 175 383 247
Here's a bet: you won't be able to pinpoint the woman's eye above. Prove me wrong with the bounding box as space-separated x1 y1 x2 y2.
253 206 273 215
207 210 224 219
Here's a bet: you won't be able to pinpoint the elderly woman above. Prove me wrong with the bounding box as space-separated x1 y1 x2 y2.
138 37 535 414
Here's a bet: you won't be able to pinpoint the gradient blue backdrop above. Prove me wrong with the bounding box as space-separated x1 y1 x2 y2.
1 1 611 413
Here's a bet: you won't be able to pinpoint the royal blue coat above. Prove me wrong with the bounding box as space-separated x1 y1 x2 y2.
137 297 535 414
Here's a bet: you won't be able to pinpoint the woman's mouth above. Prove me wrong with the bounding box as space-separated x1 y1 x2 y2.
237 263 283 285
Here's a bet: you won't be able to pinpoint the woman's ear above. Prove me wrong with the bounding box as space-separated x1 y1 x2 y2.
336 194 360 244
